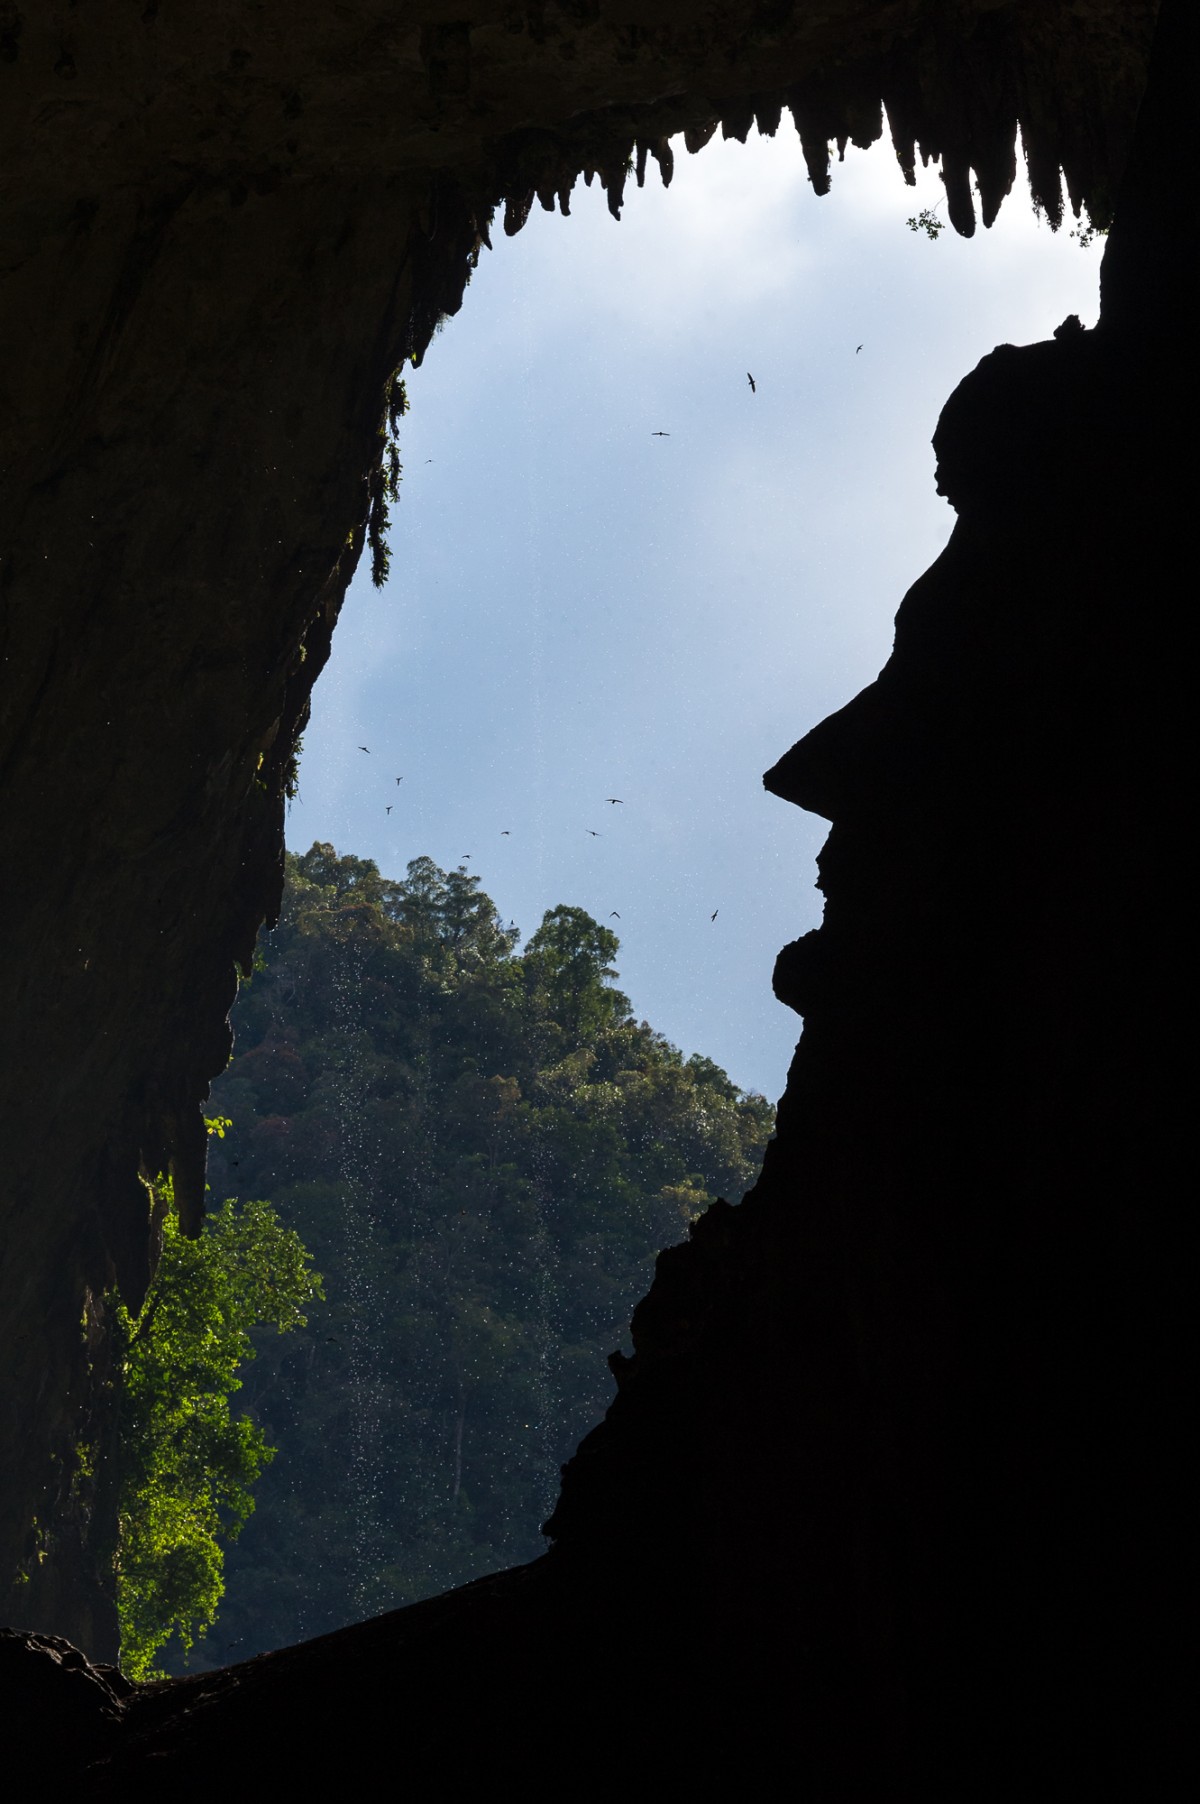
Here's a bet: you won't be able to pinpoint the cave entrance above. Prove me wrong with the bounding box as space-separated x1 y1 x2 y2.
190 126 1101 1672
296 126 1102 1099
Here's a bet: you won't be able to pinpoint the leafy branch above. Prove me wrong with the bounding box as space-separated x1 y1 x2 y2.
111 1139 321 1679
367 371 409 588
906 204 945 241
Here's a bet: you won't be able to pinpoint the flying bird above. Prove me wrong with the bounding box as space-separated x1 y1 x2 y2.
386 805 392 814
605 797 624 805
358 745 370 753
395 776 403 784
747 372 756 393
610 911 621 919
651 430 670 437
587 830 601 837
856 344 863 354
711 909 719 922
501 830 510 836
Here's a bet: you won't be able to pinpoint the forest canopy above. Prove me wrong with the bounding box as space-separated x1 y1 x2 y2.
159 844 772 1669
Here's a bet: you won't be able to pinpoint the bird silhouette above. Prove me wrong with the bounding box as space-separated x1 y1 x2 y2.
358 745 370 753
651 430 670 437
386 805 392 814
501 830 510 835
587 830 601 837
605 797 624 805
395 776 403 784
747 372 756 393
856 344 863 354
711 909 719 921
610 911 621 919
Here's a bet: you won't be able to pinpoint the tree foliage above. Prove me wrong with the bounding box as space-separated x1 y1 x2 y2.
906 205 945 240
177 844 772 1667
112 1176 321 1679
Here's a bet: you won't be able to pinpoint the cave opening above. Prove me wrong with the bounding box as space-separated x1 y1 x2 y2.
176 123 1105 1675
295 123 1103 1097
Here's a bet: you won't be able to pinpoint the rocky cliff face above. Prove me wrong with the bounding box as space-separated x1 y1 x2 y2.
2 0 1187 1787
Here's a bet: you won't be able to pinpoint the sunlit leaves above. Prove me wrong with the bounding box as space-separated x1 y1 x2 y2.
112 1189 322 1678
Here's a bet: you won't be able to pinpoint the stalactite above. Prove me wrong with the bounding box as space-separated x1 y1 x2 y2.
940 149 976 236
973 124 1018 229
1060 152 1087 224
887 124 919 185
787 82 842 195
1022 123 1065 228
648 136 673 187
787 97 832 196
720 97 756 143
503 189 536 235
881 43 930 187
753 92 783 138
842 95 884 153
601 153 629 219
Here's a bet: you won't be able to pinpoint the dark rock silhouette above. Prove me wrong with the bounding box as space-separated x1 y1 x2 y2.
0 0 1188 1791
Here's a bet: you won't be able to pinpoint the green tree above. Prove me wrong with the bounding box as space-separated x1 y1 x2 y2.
111 1178 322 1679
523 904 629 1041
185 845 773 1665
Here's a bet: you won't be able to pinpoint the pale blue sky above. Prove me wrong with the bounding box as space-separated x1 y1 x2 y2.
290 128 1102 1100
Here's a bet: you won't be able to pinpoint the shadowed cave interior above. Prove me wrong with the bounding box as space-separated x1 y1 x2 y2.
0 1 1192 1791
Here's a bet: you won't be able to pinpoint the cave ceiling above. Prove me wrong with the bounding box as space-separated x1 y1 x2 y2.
6 2 1154 239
